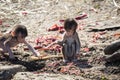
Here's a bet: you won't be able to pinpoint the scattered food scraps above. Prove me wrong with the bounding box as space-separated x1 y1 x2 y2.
0 19 3 25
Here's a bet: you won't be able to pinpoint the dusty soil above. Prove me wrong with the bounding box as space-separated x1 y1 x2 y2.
0 0 120 80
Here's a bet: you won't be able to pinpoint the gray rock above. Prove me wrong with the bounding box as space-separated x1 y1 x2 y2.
12 72 85 80
0 65 25 80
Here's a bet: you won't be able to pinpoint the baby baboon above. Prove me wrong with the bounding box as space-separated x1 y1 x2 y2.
47 18 81 63
0 25 39 60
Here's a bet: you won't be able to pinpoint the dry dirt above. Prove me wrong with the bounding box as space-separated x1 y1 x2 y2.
0 0 120 80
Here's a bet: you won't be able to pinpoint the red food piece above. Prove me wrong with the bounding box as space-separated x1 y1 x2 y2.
59 20 65 23
99 31 106 35
48 24 59 31
60 66 69 73
0 19 3 25
22 11 28 16
83 47 89 52
35 36 45 45
58 26 64 33
60 62 73 73
75 13 87 20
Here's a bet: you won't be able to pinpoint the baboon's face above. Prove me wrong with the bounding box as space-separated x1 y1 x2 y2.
66 29 74 36
17 33 25 43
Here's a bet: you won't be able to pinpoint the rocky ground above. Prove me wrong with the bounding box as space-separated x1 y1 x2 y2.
0 0 120 80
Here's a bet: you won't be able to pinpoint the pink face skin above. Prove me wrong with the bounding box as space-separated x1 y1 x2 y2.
66 29 74 37
17 33 26 43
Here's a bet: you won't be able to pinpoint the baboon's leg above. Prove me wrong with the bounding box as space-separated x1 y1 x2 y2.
62 41 77 61
62 43 68 61
71 43 76 60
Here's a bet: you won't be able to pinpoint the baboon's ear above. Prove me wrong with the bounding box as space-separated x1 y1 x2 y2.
11 31 16 37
